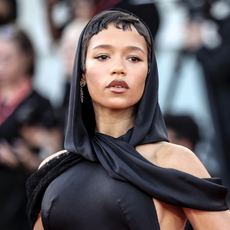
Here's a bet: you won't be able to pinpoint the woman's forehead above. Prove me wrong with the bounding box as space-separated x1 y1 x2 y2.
87 24 148 52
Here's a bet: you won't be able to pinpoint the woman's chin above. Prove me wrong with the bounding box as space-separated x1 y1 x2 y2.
93 100 137 111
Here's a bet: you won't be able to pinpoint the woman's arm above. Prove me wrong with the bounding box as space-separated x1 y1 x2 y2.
33 212 44 230
183 208 230 230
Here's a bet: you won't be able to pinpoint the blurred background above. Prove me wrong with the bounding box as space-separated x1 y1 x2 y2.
0 0 230 229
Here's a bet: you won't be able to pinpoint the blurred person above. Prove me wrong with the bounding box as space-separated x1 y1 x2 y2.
113 0 160 40
45 0 160 44
55 19 86 132
0 25 60 230
45 0 95 42
0 25 55 145
195 15 230 182
164 114 200 152
95 0 160 40
59 20 87 81
0 0 17 26
182 0 230 202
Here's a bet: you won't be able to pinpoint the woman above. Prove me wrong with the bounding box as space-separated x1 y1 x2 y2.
27 9 230 230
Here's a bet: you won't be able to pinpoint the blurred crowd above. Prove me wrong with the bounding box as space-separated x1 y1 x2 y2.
0 0 63 229
168 0 230 201
0 0 230 229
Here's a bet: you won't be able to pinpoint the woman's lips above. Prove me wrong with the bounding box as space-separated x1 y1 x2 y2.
107 80 129 93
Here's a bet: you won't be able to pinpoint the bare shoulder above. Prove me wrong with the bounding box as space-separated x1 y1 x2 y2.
154 142 210 178
38 150 68 169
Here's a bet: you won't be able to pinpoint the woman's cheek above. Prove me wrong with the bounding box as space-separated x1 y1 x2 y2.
87 69 106 90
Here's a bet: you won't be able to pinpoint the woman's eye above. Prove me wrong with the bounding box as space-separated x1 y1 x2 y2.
95 55 109 61
128 57 141 62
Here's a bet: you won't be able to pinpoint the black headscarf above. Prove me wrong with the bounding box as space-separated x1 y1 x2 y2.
64 8 228 210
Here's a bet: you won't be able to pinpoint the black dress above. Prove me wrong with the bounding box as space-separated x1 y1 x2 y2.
41 156 160 230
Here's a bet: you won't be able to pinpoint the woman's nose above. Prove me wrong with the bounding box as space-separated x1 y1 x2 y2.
110 59 127 76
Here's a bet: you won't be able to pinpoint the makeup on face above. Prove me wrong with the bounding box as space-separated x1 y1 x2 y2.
83 24 148 110
107 79 129 93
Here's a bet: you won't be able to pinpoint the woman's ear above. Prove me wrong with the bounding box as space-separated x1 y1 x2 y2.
81 73 86 86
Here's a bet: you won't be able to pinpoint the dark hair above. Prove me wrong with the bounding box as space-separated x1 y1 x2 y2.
0 0 17 24
81 10 152 73
8 0 17 21
0 25 35 76
164 114 200 147
16 30 35 76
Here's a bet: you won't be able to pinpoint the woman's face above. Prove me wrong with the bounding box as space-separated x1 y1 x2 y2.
82 24 148 111
0 39 27 86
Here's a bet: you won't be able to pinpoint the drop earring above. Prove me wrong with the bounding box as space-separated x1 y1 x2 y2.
80 81 84 103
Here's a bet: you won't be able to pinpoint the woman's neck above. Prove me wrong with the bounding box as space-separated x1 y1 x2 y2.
94 105 136 138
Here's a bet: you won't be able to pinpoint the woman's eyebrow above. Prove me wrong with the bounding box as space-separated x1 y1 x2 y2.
126 46 146 55
92 44 112 50
92 45 145 55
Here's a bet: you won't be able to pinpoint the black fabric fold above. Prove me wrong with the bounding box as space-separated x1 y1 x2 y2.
63 8 228 212
91 133 228 210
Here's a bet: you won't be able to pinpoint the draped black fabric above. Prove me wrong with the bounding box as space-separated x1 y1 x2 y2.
64 8 228 211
